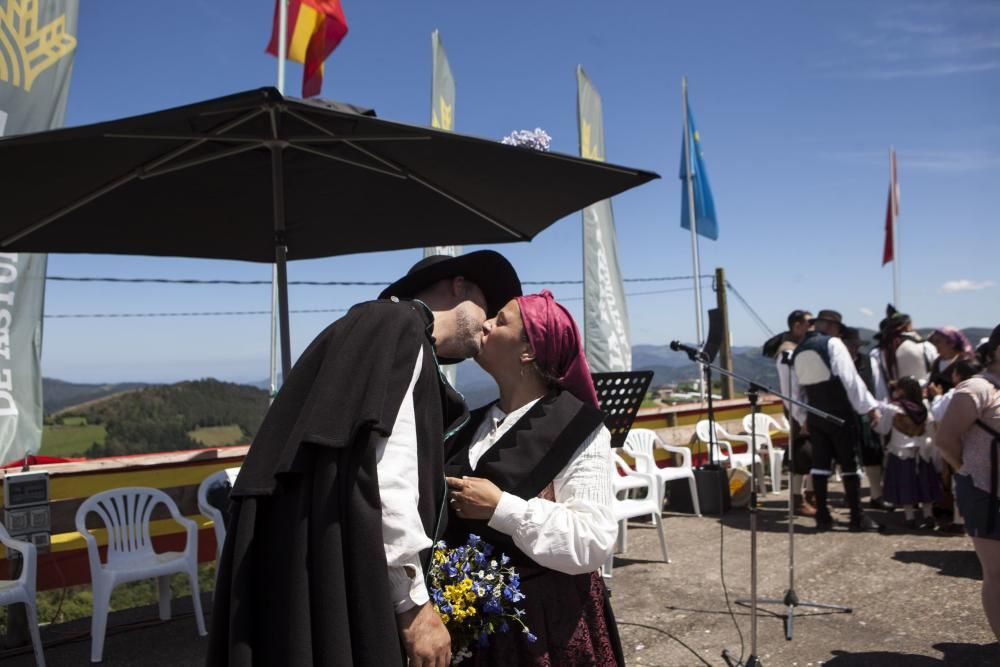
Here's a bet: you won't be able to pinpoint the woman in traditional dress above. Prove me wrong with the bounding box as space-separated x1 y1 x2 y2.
443 289 622 666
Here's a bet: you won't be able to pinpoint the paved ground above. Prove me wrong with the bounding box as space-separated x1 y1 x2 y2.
2 483 997 666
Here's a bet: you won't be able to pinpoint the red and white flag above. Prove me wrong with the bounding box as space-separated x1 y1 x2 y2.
882 149 900 266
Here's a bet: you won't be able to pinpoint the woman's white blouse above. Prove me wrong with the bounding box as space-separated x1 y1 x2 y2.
464 399 618 575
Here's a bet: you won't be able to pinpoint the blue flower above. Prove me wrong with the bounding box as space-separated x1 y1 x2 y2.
526 632 538 643
467 533 481 544
499 621 510 633
501 553 510 565
479 630 490 647
483 598 502 615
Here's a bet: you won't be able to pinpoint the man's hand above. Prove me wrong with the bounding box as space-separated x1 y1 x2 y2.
446 476 503 521
867 408 881 426
398 602 451 667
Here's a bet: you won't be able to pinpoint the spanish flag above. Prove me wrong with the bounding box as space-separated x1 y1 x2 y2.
266 0 349 98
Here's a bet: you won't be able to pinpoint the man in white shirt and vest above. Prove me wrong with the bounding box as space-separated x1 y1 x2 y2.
791 310 883 532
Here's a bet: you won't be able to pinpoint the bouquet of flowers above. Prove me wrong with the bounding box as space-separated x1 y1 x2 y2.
500 128 552 152
428 533 536 662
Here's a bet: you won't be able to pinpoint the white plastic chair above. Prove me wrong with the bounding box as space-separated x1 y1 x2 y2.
695 419 767 494
605 453 670 578
0 524 45 667
75 487 206 663
741 413 788 494
624 428 701 516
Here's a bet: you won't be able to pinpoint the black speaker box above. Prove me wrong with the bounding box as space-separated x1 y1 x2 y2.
668 464 731 515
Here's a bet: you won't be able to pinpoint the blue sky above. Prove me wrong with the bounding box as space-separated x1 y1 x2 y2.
40 0 1000 383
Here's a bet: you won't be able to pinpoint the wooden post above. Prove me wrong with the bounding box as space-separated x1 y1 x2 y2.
715 267 735 399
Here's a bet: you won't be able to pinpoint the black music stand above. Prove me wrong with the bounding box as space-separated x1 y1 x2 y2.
591 371 654 447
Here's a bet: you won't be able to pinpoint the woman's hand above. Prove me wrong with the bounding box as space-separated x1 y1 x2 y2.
446 476 503 521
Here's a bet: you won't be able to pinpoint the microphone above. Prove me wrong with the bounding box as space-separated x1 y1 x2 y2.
669 340 707 362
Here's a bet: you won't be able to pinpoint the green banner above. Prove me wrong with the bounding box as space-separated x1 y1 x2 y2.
0 0 80 463
425 31 461 262
576 66 631 372
426 30 459 387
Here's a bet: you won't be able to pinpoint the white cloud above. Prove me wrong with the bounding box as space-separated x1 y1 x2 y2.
939 279 995 293
820 3 1000 80
860 307 874 317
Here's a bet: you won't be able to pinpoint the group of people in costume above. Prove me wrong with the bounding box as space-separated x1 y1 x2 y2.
202 246 999 665
767 309 1000 641
207 251 623 666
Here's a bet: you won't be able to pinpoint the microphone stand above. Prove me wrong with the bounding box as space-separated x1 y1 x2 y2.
671 348 847 667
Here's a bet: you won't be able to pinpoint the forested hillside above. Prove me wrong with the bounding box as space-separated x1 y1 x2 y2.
55 379 268 458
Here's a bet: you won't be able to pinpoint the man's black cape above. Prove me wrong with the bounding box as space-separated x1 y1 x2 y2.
207 300 466 666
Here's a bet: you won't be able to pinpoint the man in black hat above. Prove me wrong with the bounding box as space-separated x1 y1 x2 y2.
791 310 883 531
209 251 521 667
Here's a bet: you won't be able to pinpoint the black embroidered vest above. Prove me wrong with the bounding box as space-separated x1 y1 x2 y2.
443 391 605 566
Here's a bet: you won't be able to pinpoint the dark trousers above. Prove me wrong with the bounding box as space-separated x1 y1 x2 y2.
808 413 865 523
807 413 860 475
788 417 814 475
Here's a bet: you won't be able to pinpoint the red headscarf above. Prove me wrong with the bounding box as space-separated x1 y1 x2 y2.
515 290 599 408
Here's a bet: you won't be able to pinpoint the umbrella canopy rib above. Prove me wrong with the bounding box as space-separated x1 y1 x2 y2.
2 106 267 246
139 142 264 180
288 143 407 179
286 108 526 240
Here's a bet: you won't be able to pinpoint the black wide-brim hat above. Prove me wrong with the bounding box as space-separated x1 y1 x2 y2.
379 250 522 316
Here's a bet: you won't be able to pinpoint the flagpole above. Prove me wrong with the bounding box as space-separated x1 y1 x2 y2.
682 77 705 398
270 0 288 400
890 146 900 308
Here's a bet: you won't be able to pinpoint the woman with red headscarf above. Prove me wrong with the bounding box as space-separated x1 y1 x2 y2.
443 290 622 666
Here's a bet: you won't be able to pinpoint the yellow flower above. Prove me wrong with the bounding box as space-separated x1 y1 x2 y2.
465 591 476 602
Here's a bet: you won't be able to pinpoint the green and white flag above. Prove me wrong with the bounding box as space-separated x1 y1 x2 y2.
576 66 630 372
0 0 80 464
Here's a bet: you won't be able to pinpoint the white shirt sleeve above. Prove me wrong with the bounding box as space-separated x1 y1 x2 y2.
776 351 793 411
828 337 879 415
870 349 889 401
930 390 954 423
374 346 432 614
486 424 617 575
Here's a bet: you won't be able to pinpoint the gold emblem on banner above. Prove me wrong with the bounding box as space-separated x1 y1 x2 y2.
580 120 604 162
432 96 453 130
0 0 77 92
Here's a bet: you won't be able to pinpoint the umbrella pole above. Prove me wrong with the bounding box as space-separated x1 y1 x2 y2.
276 245 292 381
270 130 293 382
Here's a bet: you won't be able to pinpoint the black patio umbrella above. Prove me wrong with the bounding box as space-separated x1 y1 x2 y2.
0 87 658 377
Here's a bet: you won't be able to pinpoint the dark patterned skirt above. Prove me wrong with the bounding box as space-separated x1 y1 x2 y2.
884 454 942 506
466 568 623 667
